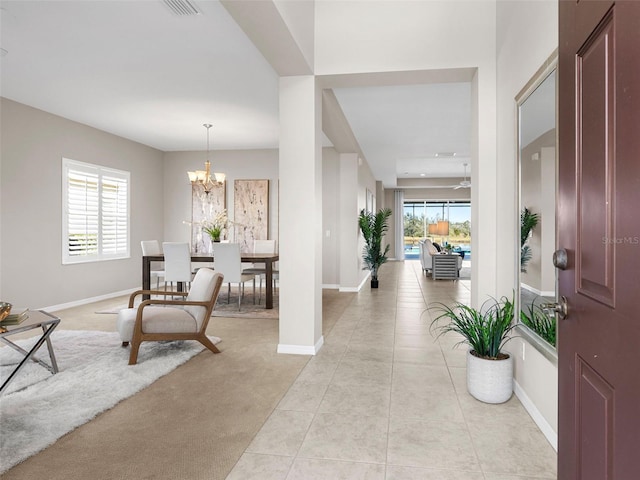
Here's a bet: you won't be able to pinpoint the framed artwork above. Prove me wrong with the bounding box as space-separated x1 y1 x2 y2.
233 179 269 253
191 184 226 253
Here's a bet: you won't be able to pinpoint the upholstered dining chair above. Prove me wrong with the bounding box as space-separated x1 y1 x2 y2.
211 242 255 311
242 239 278 304
117 268 224 365
162 242 193 293
140 240 165 289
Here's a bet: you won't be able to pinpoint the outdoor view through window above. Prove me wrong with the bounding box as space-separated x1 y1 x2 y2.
404 201 471 259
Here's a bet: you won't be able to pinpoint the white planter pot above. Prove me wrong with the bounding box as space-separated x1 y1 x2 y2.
466 350 513 404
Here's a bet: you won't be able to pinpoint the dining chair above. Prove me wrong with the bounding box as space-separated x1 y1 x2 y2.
140 240 165 289
162 242 193 293
211 243 255 311
242 239 278 304
117 268 224 365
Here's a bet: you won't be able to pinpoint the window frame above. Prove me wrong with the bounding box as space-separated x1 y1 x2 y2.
62 158 130 264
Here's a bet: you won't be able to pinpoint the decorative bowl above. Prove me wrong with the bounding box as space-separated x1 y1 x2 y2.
0 302 12 322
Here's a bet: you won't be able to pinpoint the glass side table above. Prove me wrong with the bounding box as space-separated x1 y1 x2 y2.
0 310 60 395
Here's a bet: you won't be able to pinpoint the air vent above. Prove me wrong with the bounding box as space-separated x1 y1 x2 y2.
163 0 201 16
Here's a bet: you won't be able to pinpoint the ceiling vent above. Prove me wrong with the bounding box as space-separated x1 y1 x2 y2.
163 0 201 16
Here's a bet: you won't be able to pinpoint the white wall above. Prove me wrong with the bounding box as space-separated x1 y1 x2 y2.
0 98 165 308
496 0 558 449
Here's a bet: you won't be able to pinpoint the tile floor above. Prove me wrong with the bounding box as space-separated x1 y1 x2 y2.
226 260 557 480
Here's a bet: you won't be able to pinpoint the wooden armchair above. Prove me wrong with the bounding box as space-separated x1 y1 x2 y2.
117 268 223 365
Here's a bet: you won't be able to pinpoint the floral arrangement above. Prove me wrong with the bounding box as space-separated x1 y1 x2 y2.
202 209 229 242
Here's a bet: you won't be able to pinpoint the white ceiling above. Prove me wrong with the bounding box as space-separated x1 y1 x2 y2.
0 0 472 186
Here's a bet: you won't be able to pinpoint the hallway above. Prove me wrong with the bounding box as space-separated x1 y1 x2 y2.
227 260 557 479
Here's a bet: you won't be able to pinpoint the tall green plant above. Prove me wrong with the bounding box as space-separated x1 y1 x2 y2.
358 208 392 281
430 296 516 359
520 207 539 273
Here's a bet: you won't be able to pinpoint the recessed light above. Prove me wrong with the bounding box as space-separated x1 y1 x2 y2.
420 173 426 177
435 152 456 157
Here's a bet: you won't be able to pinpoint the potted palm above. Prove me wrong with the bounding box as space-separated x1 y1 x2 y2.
520 207 539 273
430 295 516 403
358 207 392 288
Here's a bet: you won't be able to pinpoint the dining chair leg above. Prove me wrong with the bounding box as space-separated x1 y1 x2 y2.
238 283 242 311
227 283 231 304
253 278 256 304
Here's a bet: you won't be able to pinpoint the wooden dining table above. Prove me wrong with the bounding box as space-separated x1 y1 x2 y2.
142 252 279 309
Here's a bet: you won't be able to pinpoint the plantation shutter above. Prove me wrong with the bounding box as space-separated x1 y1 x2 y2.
101 173 128 256
63 158 130 264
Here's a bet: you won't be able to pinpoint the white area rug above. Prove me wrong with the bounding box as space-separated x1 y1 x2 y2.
0 330 220 473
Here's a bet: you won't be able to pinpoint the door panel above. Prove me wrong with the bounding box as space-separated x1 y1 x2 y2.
576 10 615 306
559 1 640 479
576 355 614 480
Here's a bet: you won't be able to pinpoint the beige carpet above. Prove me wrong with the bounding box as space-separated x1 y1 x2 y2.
2 290 351 479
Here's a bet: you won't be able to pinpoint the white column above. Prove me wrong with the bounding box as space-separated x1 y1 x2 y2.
471 68 498 307
277 75 323 355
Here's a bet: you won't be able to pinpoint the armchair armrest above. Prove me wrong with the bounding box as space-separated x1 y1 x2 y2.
127 289 188 307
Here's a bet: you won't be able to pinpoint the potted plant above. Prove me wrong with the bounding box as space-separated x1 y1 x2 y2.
358 207 392 288
520 298 556 347
430 295 516 403
520 207 539 273
202 209 229 243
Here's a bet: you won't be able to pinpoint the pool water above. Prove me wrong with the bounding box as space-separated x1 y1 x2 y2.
403 244 472 260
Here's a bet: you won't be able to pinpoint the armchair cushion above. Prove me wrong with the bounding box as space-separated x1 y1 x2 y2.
117 307 198 343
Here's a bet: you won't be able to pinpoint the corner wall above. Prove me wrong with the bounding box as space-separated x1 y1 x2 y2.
0 98 165 308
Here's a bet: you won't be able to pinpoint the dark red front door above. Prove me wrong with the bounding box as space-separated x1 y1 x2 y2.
558 1 640 478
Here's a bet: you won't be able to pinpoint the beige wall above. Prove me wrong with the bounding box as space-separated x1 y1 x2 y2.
162 149 279 246
0 98 165 308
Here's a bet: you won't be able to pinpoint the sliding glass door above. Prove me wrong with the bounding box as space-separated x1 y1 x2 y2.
403 201 471 259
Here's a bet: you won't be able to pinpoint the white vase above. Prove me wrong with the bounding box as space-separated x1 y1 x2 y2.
466 350 513 404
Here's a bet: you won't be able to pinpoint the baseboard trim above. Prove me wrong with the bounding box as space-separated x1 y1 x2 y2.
40 287 138 312
521 283 555 298
277 336 324 355
338 272 371 293
322 284 340 290
513 380 558 452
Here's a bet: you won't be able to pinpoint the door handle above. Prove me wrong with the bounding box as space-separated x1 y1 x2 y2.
553 248 568 270
541 295 568 320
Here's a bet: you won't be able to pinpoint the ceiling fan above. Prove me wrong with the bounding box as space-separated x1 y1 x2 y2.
453 163 471 189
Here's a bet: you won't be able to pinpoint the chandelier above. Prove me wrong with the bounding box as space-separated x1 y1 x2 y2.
187 123 225 193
